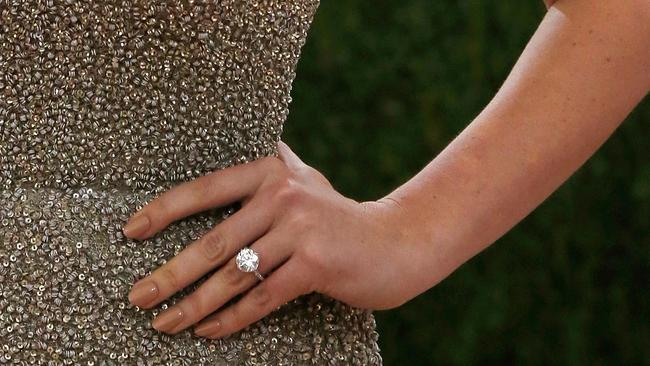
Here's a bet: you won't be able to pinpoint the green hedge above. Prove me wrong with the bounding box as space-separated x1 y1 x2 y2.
284 1 650 364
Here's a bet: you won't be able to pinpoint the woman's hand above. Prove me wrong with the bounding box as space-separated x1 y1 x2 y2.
123 141 428 339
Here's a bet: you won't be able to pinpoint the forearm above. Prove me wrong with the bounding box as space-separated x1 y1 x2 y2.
384 0 650 291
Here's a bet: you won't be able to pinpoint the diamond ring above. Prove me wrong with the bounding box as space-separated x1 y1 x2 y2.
235 247 264 281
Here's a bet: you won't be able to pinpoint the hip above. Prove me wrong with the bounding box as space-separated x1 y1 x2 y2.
0 184 382 365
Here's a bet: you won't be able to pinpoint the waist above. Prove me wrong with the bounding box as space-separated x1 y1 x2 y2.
1 143 278 193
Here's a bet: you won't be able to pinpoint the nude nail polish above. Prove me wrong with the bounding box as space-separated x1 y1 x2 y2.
194 319 221 337
128 280 158 306
152 307 184 332
122 214 150 238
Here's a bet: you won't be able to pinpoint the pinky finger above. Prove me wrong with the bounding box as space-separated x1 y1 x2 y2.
193 258 312 339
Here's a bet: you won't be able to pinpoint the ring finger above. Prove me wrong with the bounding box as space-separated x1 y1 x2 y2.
150 227 294 334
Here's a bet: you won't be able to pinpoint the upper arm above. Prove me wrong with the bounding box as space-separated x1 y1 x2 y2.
471 0 650 183
544 0 650 28
512 0 650 107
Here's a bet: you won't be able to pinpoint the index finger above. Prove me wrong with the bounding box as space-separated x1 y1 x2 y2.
122 156 280 240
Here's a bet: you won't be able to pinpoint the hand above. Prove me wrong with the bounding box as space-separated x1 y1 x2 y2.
123 141 427 339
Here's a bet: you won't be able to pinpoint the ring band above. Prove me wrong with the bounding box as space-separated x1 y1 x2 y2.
253 271 264 281
236 247 264 281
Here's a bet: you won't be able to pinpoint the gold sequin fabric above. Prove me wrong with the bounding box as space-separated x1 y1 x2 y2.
0 1 383 365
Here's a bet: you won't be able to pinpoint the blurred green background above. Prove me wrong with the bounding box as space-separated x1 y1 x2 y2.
283 1 650 365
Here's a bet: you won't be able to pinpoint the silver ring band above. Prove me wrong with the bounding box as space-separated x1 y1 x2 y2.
253 271 264 281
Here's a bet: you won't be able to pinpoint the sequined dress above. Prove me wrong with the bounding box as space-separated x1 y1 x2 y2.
0 1 383 364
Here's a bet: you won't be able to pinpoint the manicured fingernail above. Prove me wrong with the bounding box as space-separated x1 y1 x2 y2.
194 319 221 337
128 280 159 306
123 214 150 238
152 306 184 332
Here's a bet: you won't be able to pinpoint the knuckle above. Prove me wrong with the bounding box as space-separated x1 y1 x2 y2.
200 230 225 262
296 243 327 275
182 293 204 317
273 178 305 208
158 266 181 293
286 209 310 230
223 261 248 288
248 285 272 309
281 206 318 235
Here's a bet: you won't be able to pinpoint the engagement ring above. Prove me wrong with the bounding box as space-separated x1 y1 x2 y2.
236 247 264 281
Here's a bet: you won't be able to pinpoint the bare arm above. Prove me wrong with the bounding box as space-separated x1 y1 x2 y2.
381 0 650 295
544 0 558 9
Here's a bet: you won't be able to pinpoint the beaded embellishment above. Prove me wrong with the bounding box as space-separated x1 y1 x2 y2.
0 1 382 364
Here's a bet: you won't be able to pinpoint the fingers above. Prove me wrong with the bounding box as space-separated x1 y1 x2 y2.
193 257 311 339
122 157 284 240
127 194 276 309
149 227 294 334
276 140 306 171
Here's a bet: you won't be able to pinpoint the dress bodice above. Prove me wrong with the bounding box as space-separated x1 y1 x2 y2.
1 0 315 193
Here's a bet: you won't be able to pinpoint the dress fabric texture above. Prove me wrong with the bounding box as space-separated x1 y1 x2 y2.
0 1 383 365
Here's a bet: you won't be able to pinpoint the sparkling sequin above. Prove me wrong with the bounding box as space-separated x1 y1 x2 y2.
0 0 382 364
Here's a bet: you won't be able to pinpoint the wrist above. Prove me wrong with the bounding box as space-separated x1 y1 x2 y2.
362 196 470 300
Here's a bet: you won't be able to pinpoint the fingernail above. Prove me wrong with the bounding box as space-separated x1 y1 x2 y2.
152 306 184 332
194 319 221 337
123 214 150 238
128 280 159 306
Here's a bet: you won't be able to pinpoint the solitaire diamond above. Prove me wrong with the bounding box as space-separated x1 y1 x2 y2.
236 248 259 272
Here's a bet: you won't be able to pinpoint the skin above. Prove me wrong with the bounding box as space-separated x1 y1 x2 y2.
123 0 650 339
